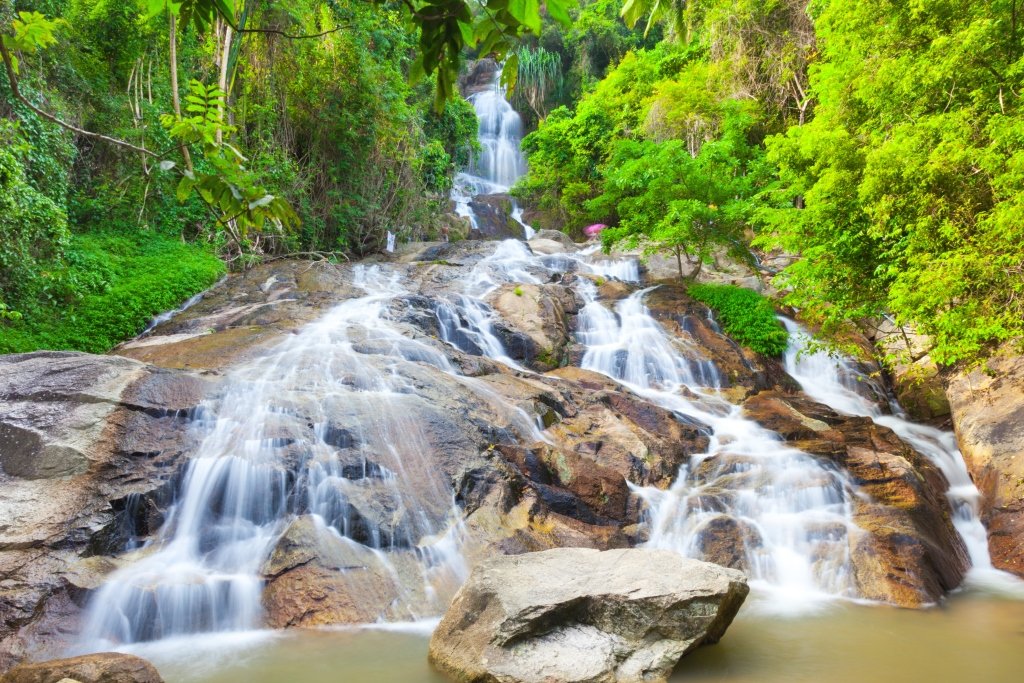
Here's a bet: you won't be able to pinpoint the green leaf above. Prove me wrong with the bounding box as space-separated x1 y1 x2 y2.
501 53 519 92
545 0 574 28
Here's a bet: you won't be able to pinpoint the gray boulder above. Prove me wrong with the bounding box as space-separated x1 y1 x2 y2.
428 548 748 683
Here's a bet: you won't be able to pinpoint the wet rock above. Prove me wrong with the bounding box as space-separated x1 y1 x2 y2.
692 516 763 572
487 284 577 371
532 230 576 249
643 284 794 397
0 652 163 683
947 349 1024 577
260 516 447 627
467 194 527 241
743 391 970 606
0 353 206 669
428 548 748 683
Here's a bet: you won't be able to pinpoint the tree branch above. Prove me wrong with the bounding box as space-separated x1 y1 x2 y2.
0 36 158 158
236 24 351 39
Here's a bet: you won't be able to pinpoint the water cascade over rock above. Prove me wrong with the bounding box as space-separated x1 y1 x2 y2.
453 60 535 240
80 267 470 645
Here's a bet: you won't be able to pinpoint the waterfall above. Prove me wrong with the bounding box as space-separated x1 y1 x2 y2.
80 267 469 647
572 282 862 611
453 64 535 238
781 318 1024 593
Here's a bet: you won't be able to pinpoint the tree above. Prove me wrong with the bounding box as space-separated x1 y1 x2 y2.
595 102 762 278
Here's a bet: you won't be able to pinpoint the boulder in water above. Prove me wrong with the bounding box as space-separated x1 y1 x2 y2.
428 548 748 683
0 652 163 683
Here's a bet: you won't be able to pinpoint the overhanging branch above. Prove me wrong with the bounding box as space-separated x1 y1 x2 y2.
0 36 158 158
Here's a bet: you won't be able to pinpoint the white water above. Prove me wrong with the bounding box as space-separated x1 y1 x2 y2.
781 319 1024 595
81 267 469 647
453 66 535 238
571 283 863 611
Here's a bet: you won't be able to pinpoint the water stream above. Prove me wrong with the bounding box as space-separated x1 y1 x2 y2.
71 59 1024 680
82 267 470 647
452 65 535 238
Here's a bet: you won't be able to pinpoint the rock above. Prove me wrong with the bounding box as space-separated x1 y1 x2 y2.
743 391 970 606
0 652 163 683
524 238 567 255
488 284 577 371
643 284 796 397
467 194 527 241
532 230 576 248
946 348 1024 577
0 353 205 669
868 320 950 421
460 58 499 96
260 516 456 627
428 548 748 683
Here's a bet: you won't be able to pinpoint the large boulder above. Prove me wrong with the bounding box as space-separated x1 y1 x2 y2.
946 349 1024 577
467 195 527 241
487 284 577 371
428 548 748 683
0 353 207 669
0 652 162 683
743 391 970 605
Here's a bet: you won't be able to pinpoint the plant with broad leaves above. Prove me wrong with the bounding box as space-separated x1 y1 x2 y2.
0 10 60 73
159 80 298 257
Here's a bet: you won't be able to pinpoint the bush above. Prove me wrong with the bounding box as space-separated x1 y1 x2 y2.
687 283 788 356
0 231 225 354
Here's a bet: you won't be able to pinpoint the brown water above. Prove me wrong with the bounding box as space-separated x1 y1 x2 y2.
139 592 1024 683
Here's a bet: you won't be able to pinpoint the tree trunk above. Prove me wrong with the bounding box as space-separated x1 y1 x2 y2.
675 245 683 280
169 12 193 173
216 22 233 143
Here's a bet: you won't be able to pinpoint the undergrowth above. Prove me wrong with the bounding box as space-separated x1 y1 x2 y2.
688 283 788 356
0 231 224 354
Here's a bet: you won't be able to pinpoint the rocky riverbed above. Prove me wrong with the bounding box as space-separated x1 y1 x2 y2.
1 237 1021 676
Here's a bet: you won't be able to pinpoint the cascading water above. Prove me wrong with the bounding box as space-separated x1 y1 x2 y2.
81 267 469 647
572 282 863 610
781 319 1024 593
453 65 535 238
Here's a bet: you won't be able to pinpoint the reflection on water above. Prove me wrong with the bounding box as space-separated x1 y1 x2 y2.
140 593 1023 683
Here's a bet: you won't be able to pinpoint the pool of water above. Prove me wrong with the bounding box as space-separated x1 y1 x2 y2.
129 589 1024 683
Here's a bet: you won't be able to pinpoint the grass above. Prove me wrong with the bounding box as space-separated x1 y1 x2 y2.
687 283 788 356
0 231 225 354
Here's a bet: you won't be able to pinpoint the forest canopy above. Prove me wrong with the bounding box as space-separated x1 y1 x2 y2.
3 0 1023 369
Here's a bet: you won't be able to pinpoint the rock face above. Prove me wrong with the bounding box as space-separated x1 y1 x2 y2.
0 652 163 683
487 284 577 371
743 391 970 605
467 194 527 241
428 548 749 683
947 349 1024 577
0 353 207 669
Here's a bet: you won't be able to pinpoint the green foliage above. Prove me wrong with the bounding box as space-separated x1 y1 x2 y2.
0 230 224 354
688 283 788 356
0 120 69 317
163 79 298 251
757 0 1024 365
512 44 563 118
596 101 764 274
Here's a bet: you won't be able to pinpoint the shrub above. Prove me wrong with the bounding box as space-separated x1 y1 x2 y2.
0 231 224 354
687 283 788 356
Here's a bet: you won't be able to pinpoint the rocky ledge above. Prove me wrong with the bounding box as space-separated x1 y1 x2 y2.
0 652 163 683
429 547 748 683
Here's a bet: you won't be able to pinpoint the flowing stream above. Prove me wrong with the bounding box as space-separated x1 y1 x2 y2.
72 63 1024 681
452 65 535 238
82 267 470 647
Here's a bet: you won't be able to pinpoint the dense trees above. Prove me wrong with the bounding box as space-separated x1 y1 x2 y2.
516 0 1024 366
